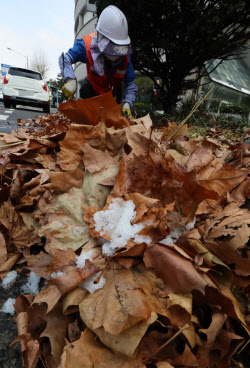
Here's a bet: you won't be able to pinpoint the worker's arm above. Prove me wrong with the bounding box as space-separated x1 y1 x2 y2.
122 56 138 110
58 39 87 80
58 39 88 99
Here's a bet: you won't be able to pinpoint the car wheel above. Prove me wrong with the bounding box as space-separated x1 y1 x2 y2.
3 100 11 108
43 104 50 114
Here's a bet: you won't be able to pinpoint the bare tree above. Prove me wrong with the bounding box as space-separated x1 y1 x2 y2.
30 50 50 79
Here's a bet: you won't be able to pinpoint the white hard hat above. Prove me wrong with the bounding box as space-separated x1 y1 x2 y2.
96 5 130 45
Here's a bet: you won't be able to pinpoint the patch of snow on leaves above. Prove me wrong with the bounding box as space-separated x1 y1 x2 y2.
93 198 151 256
51 220 64 228
82 272 106 294
134 235 152 244
76 249 94 268
51 271 66 279
1 298 16 315
21 272 41 295
1 271 19 289
160 218 196 246
186 217 196 231
68 225 84 235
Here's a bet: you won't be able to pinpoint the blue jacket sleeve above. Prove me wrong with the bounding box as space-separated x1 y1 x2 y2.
58 39 87 80
67 39 87 64
123 56 138 107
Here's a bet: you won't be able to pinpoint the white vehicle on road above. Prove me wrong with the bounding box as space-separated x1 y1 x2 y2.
2 66 50 113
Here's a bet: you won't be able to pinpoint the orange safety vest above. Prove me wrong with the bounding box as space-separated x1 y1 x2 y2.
83 33 129 95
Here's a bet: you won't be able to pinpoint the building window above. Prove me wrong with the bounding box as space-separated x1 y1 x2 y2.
89 0 96 4
83 11 94 25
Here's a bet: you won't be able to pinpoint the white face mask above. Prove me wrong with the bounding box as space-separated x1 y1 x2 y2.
105 55 120 62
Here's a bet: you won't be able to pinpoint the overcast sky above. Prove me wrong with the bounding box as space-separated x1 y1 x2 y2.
0 0 75 80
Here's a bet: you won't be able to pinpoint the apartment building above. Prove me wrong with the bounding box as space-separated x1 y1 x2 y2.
74 0 97 97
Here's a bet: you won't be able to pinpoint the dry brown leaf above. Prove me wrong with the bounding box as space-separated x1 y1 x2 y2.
33 285 62 314
62 287 88 315
155 362 175 368
83 165 119 208
125 128 158 158
141 329 179 364
124 193 159 223
171 139 199 155
11 334 40 368
59 328 146 368
199 158 248 197
46 168 84 191
83 144 116 172
196 198 220 216
184 146 214 172
40 303 70 365
0 232 7 266
200 203 250 276
196 311 227 367
167 344 198 367
165 149 189 166
144 244 217 295
58 123 106 170
90 312 157 358
38 187 90 251
166 293 193 327
79 261 168 335
113 156 218 222
11 300 41 368
229 178 250 202
211 330 245 368
0 253 20 279
133 114 153 131
0 199 40 250
33 260 99 313
58 90 132 129
28 248 76 279
161 122 189 141
49 261 99 295
186 238 232 289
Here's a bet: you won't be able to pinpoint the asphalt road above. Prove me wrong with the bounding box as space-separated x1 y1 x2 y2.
0 101 57 134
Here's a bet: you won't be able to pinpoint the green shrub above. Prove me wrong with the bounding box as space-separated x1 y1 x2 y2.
132 98 249 137
132 101 151 118
219 102 249 118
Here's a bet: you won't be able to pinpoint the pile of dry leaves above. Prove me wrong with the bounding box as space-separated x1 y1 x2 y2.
0 91 249 368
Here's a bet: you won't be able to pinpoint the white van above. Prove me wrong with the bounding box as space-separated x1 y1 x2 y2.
2 66 50 113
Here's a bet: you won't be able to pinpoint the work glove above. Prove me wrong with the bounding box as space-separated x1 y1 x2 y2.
62 78 77 100
122 102 132 119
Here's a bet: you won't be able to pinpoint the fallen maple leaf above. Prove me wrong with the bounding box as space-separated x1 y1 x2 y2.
79 261 169 335
58 90 132 129
83 144 117 172
33 260 99 313
59 328 146 368
144 243 217 295
161 121 189 141
38 187 90 251
199 158 248 197
200 203 250 276
113 155 218 221
40 303 70 365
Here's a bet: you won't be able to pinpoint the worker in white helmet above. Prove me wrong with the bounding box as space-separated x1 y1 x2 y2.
59 5 137 118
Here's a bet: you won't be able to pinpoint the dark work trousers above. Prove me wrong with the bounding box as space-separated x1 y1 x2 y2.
79 78 122 104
